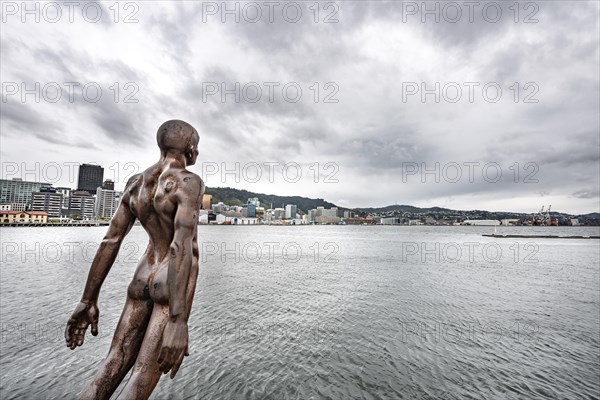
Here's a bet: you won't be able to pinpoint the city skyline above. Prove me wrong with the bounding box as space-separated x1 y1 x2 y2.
1 2 599 214
2 171 600 218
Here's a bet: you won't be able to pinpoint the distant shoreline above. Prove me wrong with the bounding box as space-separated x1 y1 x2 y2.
2 224 599 228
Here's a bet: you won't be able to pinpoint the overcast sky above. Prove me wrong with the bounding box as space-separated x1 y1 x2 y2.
1 1 598 214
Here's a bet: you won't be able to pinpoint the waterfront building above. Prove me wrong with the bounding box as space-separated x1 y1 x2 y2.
77 164 104 195
0 211 48 224
381 217 402 225
255 207 265 219
68 191 95 219
285 204 297 219
102 180 115 190
55 187 71 208
202 194 213 210
95 187 118 218
244 204 257 218
31 186 63 217
273 208 285 220
212 202 227 214
0 178 49 211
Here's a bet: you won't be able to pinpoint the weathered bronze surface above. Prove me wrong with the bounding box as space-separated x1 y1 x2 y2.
65 120 204 399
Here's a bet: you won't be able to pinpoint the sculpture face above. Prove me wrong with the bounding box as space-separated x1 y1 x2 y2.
185 137 199 166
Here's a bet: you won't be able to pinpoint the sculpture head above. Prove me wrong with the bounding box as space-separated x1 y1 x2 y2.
157 120 200 166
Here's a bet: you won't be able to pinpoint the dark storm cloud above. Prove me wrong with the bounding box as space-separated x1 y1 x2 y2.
86 98 145 146
485 129 599 168
182 64 337 159
336 127 433 172
1 101 60 137
1 101 96 148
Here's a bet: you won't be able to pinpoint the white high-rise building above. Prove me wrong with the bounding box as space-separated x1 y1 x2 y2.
285 204 297 219
94 187 118 218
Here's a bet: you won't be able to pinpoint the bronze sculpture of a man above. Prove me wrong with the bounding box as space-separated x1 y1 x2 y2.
65 120 204 399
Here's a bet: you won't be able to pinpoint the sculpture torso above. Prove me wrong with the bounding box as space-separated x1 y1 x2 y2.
124 164 202 305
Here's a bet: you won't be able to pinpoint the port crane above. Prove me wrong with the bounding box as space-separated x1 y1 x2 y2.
532 205 554 226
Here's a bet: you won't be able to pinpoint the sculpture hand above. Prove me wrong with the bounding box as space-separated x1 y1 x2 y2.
158 320 189 379
65 301 99 349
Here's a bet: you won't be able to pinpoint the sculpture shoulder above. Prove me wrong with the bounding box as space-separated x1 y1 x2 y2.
155 170 202 207
176 171 204 198
121 173 143 202
126 173 143 188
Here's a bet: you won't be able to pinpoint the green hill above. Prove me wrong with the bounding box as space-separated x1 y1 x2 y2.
205 186 340 213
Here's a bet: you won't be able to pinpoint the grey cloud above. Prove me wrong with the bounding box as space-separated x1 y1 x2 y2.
183 65 334 158
86 98 146 146
1 101 96 148
1 102 56 133
572 189 600 199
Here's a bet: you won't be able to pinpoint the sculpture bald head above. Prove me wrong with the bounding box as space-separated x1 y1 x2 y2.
157 120 199 166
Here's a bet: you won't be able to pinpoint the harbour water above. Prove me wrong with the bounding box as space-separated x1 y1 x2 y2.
1 225 599 399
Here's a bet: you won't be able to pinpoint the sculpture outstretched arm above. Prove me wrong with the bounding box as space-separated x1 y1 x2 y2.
65 190 136 349
80 196 136 304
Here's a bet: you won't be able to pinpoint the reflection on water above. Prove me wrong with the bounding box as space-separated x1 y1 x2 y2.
1 225 599 399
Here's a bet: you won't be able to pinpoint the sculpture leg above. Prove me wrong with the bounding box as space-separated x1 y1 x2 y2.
79 296 153 400
115 304 170 400
114 264 199 399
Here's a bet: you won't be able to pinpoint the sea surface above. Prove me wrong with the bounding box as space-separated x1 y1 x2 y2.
0 225 599 399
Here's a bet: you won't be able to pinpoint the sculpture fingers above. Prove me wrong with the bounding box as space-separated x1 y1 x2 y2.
157 346 167 364
65 321 74 344
170 351 185 379
158 347 172 373
67 324 80 349
91 320 99 336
